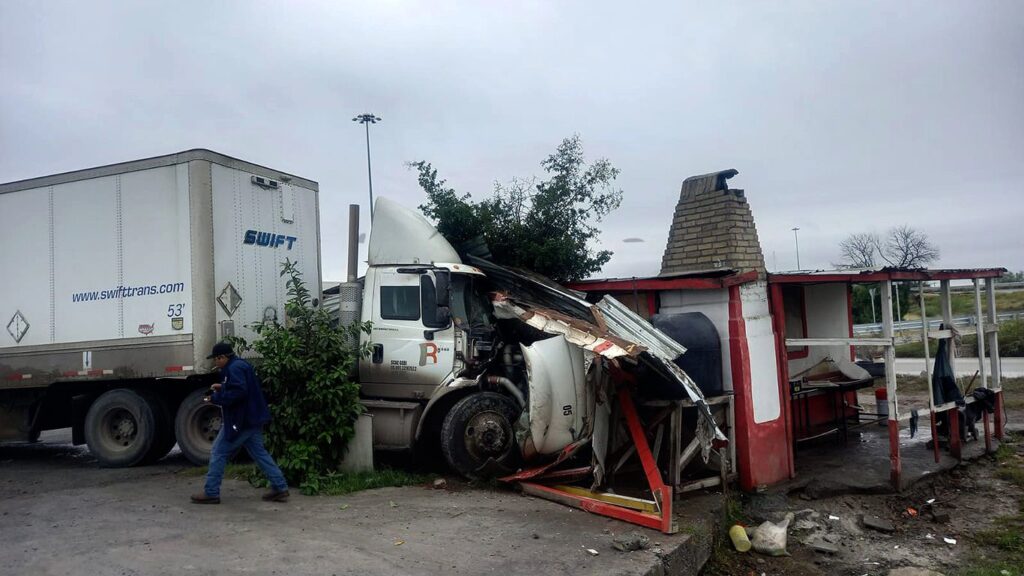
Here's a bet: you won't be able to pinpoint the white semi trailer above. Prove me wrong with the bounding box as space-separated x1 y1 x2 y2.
0 150 322 466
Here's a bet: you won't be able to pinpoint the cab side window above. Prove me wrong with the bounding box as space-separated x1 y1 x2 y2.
380 286 420 321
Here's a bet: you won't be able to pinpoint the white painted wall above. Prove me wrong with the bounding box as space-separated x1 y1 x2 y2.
658 288 733 391
741 282 781 424
788 283 850 376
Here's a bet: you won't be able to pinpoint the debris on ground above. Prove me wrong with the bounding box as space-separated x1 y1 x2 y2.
703 428 1024 576
611 531 651 552
804 538 839 555
432 478 447 490
886 568 946 576
582 547 599 556
749 512 794 556
862 514 896 533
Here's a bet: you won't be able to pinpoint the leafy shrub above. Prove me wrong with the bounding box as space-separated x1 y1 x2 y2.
231 260 371 494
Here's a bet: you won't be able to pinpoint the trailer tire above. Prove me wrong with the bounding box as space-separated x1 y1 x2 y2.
440 392 522 479
175 388 221 466
139 391 176 464
84 389 159 468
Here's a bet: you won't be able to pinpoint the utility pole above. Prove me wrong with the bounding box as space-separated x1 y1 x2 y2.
869 287 877 324
352 113 381 220
792 227 801 270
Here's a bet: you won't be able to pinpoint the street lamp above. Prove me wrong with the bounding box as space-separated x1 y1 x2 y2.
792 227 801 270
352 113 381 219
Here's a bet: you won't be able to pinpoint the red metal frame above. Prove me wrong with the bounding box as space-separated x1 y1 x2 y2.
994 391 1005 439
949 409 962 460
888 419 901 489
516 386 675 534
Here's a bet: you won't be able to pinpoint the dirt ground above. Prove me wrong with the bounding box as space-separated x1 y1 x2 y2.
0 430 701 576
703 402 1024 576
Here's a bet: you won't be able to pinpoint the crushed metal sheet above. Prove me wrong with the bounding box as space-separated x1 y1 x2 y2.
491 295 641 359
478 257 727 457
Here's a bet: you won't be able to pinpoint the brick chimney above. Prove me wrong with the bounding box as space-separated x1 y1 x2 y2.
660 169 766 277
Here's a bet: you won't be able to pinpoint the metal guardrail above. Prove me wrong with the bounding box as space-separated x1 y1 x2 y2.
853 311 1023 335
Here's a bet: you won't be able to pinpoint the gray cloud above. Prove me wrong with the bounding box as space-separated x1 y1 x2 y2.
3 1 1021 281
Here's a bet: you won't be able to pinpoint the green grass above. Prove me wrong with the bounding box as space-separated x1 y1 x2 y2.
177 464 431 495
893 319 1024 358
315 469 432 496
907 291 1024 319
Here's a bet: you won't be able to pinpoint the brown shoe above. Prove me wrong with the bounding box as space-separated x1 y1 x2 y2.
262 489 290 502
190 493 221 504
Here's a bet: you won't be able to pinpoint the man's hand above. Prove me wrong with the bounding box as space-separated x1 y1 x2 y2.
211 383 222 392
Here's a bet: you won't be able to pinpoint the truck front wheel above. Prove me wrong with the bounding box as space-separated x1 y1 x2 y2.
84 389 159 467
174 388 221 465
440 392 522 479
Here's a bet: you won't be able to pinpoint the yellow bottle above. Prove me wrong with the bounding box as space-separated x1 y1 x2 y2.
729 524 752 552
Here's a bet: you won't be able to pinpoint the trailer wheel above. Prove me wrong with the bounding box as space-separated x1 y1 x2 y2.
441 392 522 479
175 388 221 466
84 389 159 467
139 392 176 464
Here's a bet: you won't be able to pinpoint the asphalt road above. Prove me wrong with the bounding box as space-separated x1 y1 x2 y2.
894 357 1024 377
0 430 688 576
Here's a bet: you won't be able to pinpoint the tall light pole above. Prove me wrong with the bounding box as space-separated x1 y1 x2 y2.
352 113 381 219
791 227 801 270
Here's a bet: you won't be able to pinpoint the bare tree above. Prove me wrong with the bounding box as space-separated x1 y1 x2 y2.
876 225 940 268
838 232 879 268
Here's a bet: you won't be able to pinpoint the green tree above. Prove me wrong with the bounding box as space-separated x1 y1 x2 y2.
230 260 371 494
411 135 623 283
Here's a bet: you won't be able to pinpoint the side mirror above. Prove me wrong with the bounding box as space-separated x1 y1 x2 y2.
423 306 451 341
434 271 450 308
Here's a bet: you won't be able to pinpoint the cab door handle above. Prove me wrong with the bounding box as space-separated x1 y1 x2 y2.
372 344 384 364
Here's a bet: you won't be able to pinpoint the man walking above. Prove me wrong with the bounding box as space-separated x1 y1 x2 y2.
191 342 290 504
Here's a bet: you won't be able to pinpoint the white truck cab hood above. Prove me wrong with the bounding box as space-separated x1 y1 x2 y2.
368 197 461 266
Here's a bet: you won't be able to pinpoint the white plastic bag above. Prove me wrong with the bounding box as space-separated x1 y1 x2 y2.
749 512 794 556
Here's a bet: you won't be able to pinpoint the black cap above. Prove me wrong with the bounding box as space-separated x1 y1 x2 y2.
206 342 234 359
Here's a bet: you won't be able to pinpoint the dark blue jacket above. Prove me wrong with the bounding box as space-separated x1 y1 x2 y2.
211 356 272 440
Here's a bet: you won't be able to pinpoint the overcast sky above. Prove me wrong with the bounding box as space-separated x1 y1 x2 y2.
2 1 1021 281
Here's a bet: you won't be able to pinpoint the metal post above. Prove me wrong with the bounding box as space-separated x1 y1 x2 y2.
987 279 1004 438
352 113 381 220
919 282 939 463
895 282 902 325
986 279 1001 390
346 204 359 283
974 279 987 389
869 288 877 324
792 227 801 270
880 279 900 490
940 280 956 377
364 123 374 219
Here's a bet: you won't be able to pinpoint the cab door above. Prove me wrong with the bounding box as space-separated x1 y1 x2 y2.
360 268 455 396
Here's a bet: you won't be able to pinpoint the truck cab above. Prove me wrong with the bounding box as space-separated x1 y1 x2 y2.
346 198 587 477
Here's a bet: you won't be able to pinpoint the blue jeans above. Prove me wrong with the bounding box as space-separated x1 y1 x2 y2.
204 428 288 497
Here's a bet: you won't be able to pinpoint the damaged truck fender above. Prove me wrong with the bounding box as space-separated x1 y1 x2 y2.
519 335 590 460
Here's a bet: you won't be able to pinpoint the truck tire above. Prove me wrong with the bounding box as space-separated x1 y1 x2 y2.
174 388 221 466
441 392 522 479
84 389 159 467
139 391 176 464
